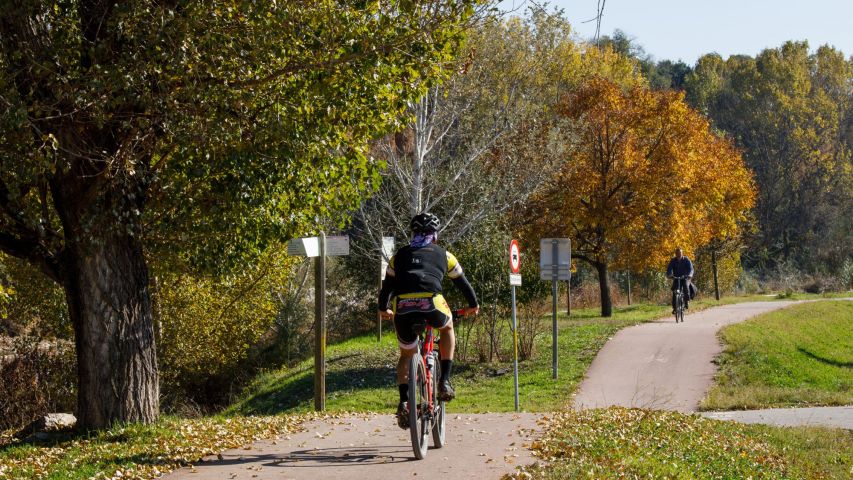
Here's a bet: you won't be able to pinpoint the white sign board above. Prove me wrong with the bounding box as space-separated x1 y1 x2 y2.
539 238 571 281
325 236 350 256
509 273 522 286
287 235 350 257
380 236 395 281
287 237 320 257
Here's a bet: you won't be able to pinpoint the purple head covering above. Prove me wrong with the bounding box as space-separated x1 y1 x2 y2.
410 231 437 248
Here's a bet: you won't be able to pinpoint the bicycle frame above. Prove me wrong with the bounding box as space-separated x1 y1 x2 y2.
408 308 465 459
417 309 465 419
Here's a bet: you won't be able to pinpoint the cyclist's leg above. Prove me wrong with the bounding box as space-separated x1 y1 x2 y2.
671 282 678 313
394 314 419 396
682 283 690 309
431 295 456 400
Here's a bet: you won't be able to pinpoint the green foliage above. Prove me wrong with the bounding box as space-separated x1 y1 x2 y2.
513 408 852 479
702 300 853 410
0 254 68 338
693 248 743 296
1 0 477 274
154 247 298 405
685 42 853 274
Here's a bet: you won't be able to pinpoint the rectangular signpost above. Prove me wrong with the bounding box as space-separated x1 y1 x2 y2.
540 238 571 380
286 232 350 411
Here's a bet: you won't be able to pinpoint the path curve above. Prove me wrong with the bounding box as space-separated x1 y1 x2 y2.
166 413 539 480
572 300 805 413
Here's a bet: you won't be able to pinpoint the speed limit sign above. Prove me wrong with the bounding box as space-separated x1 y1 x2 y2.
509 239 521 274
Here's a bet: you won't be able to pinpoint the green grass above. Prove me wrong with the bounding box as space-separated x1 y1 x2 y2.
227 293 835 415
702 300 853 410
508 407 853 480
0 414 305 480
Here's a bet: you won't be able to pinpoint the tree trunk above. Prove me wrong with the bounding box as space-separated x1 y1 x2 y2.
712 249 720 300
595 262 612 317
63 232 159 430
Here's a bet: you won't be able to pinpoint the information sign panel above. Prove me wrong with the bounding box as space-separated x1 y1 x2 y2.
325 236 350 256
287 237 320 257
539 238 571 281
380 237 394 281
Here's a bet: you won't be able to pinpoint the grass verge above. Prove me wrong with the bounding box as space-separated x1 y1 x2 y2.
227 293 830 415
702 300 853 410
507 407 853 479
0 414 305 479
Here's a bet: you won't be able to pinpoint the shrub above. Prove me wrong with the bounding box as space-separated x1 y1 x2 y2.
154 247 298 408
0 337 76 431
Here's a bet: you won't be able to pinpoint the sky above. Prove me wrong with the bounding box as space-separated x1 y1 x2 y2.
499 0 853 65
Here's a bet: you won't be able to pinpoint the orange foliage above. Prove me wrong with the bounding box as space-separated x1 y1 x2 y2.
523 77 755 271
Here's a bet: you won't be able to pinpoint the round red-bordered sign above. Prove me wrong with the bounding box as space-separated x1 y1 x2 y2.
509 239 521 274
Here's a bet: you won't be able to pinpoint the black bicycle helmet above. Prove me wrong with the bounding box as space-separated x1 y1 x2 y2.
410 212 440 233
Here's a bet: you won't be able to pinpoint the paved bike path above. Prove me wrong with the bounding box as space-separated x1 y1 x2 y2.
572 300 805 413
702 406 853 430
166 413 539 479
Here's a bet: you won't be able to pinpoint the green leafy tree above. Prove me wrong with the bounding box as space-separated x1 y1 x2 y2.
0 0 475 429
685 42 853 274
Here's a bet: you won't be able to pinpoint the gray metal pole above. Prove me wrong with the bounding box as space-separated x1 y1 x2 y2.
511 285 520 411
314 232 326 411
551 239 558 380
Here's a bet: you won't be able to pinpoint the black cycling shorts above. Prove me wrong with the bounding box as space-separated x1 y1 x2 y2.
393 294 452 349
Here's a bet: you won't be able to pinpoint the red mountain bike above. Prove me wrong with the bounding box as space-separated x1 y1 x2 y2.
406 309 466 459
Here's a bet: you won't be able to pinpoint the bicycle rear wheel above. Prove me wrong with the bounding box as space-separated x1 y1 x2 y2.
431 352 446 448
408 352 429 459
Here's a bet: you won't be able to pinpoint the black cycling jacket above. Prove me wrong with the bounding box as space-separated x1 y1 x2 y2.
378 243 477 310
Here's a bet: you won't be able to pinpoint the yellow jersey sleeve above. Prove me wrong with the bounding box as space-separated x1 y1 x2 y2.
446 251 463 278
386 255 396 277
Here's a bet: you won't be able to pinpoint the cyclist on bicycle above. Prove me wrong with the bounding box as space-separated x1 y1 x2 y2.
378 213 479 429
666 248 694 313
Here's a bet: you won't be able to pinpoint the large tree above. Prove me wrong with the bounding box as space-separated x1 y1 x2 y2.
685 42 853 273
523 77 754 316
0 0 475 429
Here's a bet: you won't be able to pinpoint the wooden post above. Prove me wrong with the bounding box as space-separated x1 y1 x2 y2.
314 232 326 411
377 263 382 342
627 271 632 306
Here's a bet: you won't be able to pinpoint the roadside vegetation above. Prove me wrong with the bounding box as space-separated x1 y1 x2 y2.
508 407 853 479
227 294 831 415
702 300 853 410
0 3 850 480
0 414 305 480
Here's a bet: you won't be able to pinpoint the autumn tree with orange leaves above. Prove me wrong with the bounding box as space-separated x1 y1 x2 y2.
523 77 755 316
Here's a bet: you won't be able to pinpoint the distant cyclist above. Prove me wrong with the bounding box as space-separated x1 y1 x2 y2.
378 213 479 429
666 248 694 313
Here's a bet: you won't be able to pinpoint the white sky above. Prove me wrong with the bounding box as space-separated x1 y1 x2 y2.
499 0 853 64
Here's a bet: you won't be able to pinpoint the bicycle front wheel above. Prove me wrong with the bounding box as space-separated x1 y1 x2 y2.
676 295 684 323
431 352 446 448
408 352 429 459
